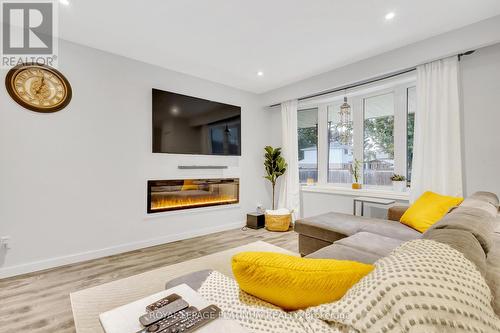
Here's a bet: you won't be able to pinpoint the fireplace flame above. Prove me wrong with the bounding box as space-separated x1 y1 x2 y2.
151 194 238 211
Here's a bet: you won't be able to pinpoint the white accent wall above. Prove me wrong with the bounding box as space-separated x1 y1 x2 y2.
461 43 500 196
0 40 273 278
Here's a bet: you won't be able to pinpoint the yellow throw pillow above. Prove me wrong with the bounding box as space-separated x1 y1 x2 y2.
400 191 463 233
231 252 373 310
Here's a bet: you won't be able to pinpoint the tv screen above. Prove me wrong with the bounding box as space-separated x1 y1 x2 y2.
152 89 241 155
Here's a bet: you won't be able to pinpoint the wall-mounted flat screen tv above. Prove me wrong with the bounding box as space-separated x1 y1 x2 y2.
152 89 241 156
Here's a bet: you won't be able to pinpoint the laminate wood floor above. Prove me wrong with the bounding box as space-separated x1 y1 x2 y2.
0 228 297 333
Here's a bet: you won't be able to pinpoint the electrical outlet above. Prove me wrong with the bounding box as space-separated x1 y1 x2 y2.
0 236 11 249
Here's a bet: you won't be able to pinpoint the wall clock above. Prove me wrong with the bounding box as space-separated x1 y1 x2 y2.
5 63 72 113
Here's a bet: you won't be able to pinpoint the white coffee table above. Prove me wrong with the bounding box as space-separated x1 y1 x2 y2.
353 196 396 216
100 283 247 333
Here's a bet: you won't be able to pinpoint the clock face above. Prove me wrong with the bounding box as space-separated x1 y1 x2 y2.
5 63 72 113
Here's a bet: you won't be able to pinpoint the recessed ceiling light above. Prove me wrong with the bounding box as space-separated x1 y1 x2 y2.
385 12 395 20
257 71 264 77
59 0 70 5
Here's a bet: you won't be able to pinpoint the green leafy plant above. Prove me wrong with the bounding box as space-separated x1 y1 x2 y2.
350 158 361 183
364 116 395 160
298 127 317 160
390 174 406 181
264 146 287 210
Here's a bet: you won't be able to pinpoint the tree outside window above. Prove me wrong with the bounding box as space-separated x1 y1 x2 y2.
297 108 318 183
296 82 416 188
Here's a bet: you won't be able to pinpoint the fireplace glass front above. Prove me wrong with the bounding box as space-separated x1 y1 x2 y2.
147 178 239 213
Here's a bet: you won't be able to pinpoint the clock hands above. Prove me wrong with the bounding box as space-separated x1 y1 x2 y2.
35 76 45 95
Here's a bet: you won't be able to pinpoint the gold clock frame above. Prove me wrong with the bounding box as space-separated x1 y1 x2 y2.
5 63 73 113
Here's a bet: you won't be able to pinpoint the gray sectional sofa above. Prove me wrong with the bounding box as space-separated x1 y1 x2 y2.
166 191 500 316
295 191 500 315
294 209 420 260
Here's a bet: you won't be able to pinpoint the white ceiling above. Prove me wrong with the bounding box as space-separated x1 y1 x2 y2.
58 0 500 93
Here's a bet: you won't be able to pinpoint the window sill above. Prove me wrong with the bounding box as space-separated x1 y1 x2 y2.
301 184 410 201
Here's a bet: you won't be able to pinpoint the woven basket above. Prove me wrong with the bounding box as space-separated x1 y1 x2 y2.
265 213 291 232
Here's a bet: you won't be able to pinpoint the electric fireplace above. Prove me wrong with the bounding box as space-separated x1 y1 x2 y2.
147 178 239 213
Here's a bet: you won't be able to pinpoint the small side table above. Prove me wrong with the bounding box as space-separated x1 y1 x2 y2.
246 212 265 229
353 196 396 216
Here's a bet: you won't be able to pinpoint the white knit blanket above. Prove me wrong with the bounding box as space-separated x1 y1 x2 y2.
198 240 500 333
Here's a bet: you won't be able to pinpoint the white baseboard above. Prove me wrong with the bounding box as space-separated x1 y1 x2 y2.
0 220 245 279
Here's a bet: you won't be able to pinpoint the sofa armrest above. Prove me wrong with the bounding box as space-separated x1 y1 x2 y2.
387 205 409 221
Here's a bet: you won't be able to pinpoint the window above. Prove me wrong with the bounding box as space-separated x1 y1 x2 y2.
363 93 394 186
407 87 416 183
327 102 353 183
297 108 318 184
297 78 416 188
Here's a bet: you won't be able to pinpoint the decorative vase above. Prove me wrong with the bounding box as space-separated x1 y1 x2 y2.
392 181 406 192
352 183 362 190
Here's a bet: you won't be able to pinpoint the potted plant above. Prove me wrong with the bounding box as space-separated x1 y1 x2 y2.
350 158 362 189
263 146 291 231
391 174 407 192
264 146 287 210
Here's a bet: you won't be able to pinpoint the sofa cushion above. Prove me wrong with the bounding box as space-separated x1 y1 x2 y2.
470 191 499 208
359 220 421 241
461 191 499 218
306 243 381 264
294 212 420 243
461 198 498 216
423 229 486 276
334 231 405 257
387 205 409 221
231 252 373 310
294 212 371 242
486 238 500 315
487 227 500 315
427 206 495 254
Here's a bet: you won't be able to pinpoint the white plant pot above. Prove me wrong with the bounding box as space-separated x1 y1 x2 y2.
392 181 406 192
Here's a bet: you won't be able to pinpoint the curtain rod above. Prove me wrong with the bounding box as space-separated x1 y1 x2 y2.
269 50 475 108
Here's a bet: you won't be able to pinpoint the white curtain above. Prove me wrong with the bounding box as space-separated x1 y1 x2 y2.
410 56 463 202
278 99 300 219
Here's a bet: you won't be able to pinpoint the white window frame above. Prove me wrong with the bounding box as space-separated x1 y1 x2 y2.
298 79 416 190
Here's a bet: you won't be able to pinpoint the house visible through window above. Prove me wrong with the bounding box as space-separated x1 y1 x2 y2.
297 78 416 189
297 108 318 183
